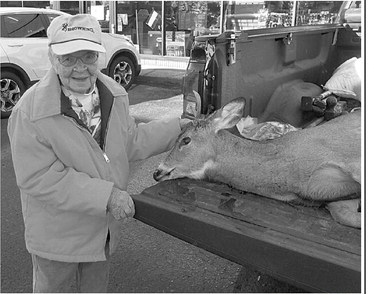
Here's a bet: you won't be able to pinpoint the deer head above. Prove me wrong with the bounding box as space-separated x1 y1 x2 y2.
153 97 246 181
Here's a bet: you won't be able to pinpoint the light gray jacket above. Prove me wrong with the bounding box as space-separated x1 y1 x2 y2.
8 68 181 262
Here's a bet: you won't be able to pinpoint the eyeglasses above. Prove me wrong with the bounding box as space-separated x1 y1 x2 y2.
57 52 99 67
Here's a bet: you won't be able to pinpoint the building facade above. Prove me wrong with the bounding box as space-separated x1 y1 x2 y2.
1 1 223 58
1 1 353 59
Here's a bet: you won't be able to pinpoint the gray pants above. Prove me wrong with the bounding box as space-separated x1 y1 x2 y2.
31 241 110 293
31 254 110 293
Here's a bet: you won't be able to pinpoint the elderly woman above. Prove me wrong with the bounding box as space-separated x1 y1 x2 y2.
8 14 188 292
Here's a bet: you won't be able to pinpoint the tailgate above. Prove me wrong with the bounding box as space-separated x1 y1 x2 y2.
132 178 361 293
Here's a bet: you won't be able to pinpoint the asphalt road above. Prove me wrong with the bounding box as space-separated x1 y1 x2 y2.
128 68 185 105
1 68 302 292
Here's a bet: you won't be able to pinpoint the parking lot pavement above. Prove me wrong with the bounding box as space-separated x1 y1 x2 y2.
129 94 183 122
128 68 185 122
129 68 185 105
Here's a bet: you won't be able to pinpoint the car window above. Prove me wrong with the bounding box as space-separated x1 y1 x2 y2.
46 13 63 23
224 1 347 31
2 13 47 38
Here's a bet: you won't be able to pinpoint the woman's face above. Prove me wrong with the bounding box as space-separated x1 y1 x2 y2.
52 50 99 94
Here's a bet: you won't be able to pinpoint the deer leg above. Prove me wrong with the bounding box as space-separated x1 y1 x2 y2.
326 199 361 228
306 163 360 201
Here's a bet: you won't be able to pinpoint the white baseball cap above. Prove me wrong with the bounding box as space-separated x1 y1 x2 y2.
48 14 106 55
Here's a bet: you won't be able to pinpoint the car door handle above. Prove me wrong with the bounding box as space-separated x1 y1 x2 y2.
8 44 24 47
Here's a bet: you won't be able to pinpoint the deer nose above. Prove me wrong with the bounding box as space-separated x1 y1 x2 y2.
153 169 163 181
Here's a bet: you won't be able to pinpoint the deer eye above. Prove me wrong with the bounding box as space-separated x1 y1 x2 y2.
179 136 191 148
182 137 191 145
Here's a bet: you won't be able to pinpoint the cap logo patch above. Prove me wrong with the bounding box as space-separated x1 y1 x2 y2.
61 23 94 33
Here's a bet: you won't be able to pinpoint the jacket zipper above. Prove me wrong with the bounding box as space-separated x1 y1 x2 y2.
63 115 110 163
101 100 114 161
102 152 110 163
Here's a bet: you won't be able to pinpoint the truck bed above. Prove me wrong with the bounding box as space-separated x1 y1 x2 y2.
132 178 361 293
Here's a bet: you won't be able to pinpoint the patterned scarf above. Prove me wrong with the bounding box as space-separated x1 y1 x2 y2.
62 86 102 144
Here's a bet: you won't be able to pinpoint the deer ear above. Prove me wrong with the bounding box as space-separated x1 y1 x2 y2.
212 98 245 133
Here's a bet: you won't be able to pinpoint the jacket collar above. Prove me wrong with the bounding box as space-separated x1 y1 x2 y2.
30 68 123 122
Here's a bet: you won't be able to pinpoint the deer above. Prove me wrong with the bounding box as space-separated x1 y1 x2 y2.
153 98 361 228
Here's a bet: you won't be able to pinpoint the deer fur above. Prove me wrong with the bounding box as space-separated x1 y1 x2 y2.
154 98 361 228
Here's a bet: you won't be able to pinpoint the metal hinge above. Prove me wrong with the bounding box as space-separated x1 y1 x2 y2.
227 33 237 65
283 33 293 45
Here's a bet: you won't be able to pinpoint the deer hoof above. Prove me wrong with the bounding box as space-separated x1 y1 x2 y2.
326 199 361 228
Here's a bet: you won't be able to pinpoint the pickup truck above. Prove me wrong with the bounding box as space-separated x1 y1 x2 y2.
133 1 362 292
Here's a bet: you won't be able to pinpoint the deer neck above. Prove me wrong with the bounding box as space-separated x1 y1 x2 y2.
204 130 295 199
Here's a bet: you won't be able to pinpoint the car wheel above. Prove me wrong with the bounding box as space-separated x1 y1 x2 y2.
1 71 27 119
108 55 136 91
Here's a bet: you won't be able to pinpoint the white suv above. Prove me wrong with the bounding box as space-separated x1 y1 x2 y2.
0 7 141 118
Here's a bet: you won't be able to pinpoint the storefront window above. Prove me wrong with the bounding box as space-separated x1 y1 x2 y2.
114 1 162 55
170 1 221 36
164 1 187 57
115 1 221 56
0 1 21 7
86 1 110 33
164 1 221 57
59 1 81 15
225 1 294 30
0 1 50 8
224 1 346 31
295 1 343 26
116 1 138 42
